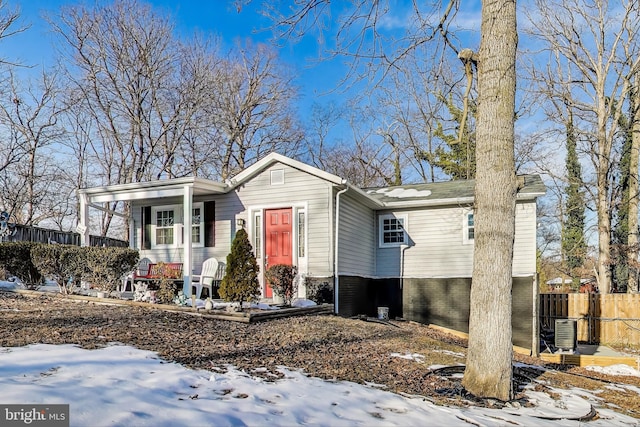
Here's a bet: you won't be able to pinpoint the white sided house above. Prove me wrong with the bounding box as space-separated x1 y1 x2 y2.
77 153 545 349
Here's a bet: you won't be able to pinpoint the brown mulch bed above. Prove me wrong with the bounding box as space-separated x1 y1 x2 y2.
1 291 640 419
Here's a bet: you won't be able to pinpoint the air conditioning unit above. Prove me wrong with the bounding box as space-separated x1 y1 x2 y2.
555 319 577 351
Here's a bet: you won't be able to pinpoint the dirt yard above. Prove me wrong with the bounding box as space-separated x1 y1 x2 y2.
1 290 639 420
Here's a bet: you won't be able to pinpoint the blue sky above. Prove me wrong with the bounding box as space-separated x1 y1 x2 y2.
3 0 488 136
4 0 348 115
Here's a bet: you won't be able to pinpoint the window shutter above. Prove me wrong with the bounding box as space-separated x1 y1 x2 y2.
204 201 215 247
142 206 151 250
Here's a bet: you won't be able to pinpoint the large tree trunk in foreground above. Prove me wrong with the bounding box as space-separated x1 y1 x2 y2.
628 75 640 293
462 0 518 401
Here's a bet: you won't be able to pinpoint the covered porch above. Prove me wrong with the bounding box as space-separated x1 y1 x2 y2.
77 177 227 296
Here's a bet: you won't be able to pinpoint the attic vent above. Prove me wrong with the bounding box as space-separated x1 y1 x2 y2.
554 319 577 351
271 169 284 185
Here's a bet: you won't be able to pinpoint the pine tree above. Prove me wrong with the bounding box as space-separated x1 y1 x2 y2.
561 107 586 290
219 228 260 307
612 100 633 291
422 94 476 180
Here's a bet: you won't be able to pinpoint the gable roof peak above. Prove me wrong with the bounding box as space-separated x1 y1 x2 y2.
227 152 346 188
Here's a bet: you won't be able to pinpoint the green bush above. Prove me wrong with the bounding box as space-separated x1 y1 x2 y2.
265 264 298 305
31 244 86 294
62 246 89 288
306 279 334 304
219 228 260 307
0 242 44 288
2 243 138 295
83 247 138 293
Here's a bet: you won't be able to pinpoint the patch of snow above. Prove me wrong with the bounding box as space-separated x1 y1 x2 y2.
390 352 426 363
291 298 317 308
0 280 16 289
370 188 432 198
250 302 279 310
0 344 637 426
432 349 465 358
586 364 640 377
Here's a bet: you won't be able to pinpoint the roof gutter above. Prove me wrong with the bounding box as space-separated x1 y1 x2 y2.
378 191 544 209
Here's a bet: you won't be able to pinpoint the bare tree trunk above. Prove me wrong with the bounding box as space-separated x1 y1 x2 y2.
629 74 640 293
597 93 612 293
462 0 517 401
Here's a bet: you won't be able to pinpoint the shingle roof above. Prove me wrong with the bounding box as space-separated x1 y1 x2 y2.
363 175 545 207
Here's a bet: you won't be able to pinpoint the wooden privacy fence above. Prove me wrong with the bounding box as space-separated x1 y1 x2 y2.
540 293 640 347
3 224 128 247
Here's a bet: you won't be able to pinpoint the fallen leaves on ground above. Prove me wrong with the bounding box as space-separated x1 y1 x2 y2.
1 291 639 419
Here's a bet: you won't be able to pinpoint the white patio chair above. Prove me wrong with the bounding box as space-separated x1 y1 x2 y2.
120 257 152 293
192 258 218 299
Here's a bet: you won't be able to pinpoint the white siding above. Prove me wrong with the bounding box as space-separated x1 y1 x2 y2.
376 200 537 278
131 197 232 275
129 162 539 281
513 202 537 275
337 192 376 277
236 163 334 277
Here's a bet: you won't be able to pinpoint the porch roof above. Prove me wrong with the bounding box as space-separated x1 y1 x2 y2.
78 176 227 204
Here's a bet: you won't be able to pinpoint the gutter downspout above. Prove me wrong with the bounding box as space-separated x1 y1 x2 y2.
334 184 348 314
401 244 409 290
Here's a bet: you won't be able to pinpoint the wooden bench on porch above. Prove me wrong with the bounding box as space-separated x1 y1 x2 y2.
136 262 184 292
137 263 183 281
121 262 184 292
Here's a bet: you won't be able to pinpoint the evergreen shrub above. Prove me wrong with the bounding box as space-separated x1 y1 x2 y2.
0 242 44 288
31 244 85 294
306 279 334 304
83 247 138 293
219 228 260 307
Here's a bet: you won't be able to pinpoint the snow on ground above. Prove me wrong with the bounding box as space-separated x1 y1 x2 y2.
0 344 638 427
1 283 639 425
0 279 59 292
586 364 640 377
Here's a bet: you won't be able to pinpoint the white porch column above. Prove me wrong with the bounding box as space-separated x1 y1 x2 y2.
128 202 135 249
77 192 90 247
183 185 193 296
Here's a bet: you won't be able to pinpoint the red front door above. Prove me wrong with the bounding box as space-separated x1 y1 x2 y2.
264 208 293 298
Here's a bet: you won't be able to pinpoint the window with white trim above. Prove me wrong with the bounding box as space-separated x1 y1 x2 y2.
191 206 202 244
271 169 284 185
151 203 204 248
463 211 475 244
254 213 262 259
379 214 407 247
297 210 305 257
155 209 174 246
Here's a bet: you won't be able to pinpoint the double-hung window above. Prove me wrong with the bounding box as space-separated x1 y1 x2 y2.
151 203 204 248
155 209 174 246
379 214 407 247
191 207 202 244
